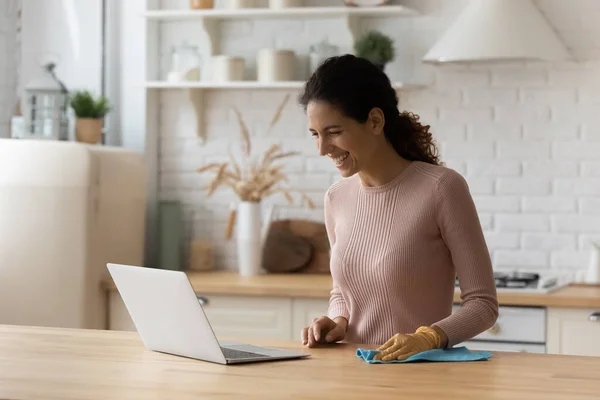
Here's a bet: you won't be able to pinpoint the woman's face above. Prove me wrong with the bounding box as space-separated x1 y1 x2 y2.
307 100 384 178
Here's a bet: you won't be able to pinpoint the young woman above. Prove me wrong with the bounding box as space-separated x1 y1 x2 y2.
298 55 498 361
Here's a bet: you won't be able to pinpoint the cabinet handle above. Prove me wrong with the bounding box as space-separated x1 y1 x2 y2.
197 296 209 306
589 312 600 322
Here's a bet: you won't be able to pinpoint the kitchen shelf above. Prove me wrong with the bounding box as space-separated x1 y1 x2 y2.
141 4 426 146
142 5 418 21
146 79 426 144
144 80 425 90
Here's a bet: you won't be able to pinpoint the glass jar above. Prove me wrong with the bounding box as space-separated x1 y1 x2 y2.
167 42 202 82
309 39 339 75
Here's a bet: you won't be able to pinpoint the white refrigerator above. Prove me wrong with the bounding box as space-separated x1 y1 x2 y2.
0 139 147 329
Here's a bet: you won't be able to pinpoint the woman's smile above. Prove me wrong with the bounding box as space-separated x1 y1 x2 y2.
329 151 350 168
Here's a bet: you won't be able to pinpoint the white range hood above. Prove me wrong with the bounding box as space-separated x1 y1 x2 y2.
422 0 572 64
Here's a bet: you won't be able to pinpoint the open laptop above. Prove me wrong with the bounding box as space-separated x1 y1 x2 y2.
106 263 310 365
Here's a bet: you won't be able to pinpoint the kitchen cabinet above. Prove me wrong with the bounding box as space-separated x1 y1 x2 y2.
201 295 293 340
108 292 327 341
107 291 600 356
452 305 545 343
108 292 294 340
462 340 545 354
546 307 600 357
291 298 330 340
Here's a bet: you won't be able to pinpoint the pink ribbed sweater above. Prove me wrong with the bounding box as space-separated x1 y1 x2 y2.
325 161 499 348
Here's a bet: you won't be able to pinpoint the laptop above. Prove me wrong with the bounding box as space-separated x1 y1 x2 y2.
106 263 310 365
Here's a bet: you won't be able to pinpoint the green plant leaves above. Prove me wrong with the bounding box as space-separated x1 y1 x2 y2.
354 30 395 65
69 90 111 118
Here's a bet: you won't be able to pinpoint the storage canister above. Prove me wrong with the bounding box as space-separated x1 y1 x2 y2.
225 0 257 8
211 55 245 82
269 0 303 8
257 49 296 82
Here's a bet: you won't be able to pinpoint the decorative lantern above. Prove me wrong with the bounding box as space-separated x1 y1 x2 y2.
23 62 69 140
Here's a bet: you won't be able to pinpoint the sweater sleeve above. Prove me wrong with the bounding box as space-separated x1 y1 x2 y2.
431 170 499 348
324 189 350 322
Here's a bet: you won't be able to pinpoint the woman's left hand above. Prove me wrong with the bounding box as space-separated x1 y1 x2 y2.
373 326 441 361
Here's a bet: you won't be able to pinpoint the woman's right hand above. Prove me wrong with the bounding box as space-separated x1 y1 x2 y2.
301 316 347 347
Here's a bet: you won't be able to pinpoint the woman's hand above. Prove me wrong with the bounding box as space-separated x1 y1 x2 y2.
301 316 347 347
373 326 441 361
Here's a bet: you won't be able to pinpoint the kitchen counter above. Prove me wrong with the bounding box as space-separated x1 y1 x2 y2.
103 270 600 308
2 324 600 400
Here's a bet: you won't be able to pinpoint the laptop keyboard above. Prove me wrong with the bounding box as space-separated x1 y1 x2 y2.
221 347 266 360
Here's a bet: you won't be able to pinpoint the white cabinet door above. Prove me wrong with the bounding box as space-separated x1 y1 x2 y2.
462 340 545 354
201 295 293 340
452 305 546 344
291 299 330 341
547 307 600 356
108 292 293 340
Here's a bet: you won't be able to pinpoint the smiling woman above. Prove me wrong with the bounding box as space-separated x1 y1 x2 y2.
297 54 499 361
300 55 440 185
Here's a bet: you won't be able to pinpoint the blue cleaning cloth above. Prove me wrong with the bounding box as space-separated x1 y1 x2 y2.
356 346 493 364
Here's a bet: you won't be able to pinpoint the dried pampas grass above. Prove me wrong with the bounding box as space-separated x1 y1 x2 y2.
197 94 314 209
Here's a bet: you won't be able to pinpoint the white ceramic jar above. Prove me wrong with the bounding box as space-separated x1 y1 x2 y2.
211 55 245 82
225 0 257 8
269 0 303 8
257 49 296 82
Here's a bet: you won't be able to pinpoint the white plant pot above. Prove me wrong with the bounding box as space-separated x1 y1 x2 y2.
586 245 600 284
236 201 262 276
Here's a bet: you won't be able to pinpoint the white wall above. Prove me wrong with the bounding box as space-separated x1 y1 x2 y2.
147 0 600 275
0 0 20 139
20 0 103 96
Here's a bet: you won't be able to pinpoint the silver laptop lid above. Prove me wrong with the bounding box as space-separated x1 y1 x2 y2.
106 263 227 364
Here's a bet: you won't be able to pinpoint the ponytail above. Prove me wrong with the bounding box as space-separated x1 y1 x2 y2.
384 111 441 166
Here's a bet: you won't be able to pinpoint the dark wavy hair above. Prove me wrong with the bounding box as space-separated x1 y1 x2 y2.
298 54 441 166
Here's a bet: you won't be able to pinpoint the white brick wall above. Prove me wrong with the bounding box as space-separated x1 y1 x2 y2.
0 0 20 138
155 0 600 274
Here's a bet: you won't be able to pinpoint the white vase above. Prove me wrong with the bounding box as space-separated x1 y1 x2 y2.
586 244 600 284
236 201 263 276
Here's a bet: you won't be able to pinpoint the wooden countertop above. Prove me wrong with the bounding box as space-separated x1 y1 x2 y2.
2 324 600 400
102 271 600 309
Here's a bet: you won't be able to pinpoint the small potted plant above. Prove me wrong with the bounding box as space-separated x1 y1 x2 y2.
69 90 110 144
354 30 395 70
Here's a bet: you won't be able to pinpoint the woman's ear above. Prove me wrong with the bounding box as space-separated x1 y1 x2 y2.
367 107 385 136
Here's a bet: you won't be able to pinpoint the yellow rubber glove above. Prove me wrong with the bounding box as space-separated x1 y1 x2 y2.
373 326 441 361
